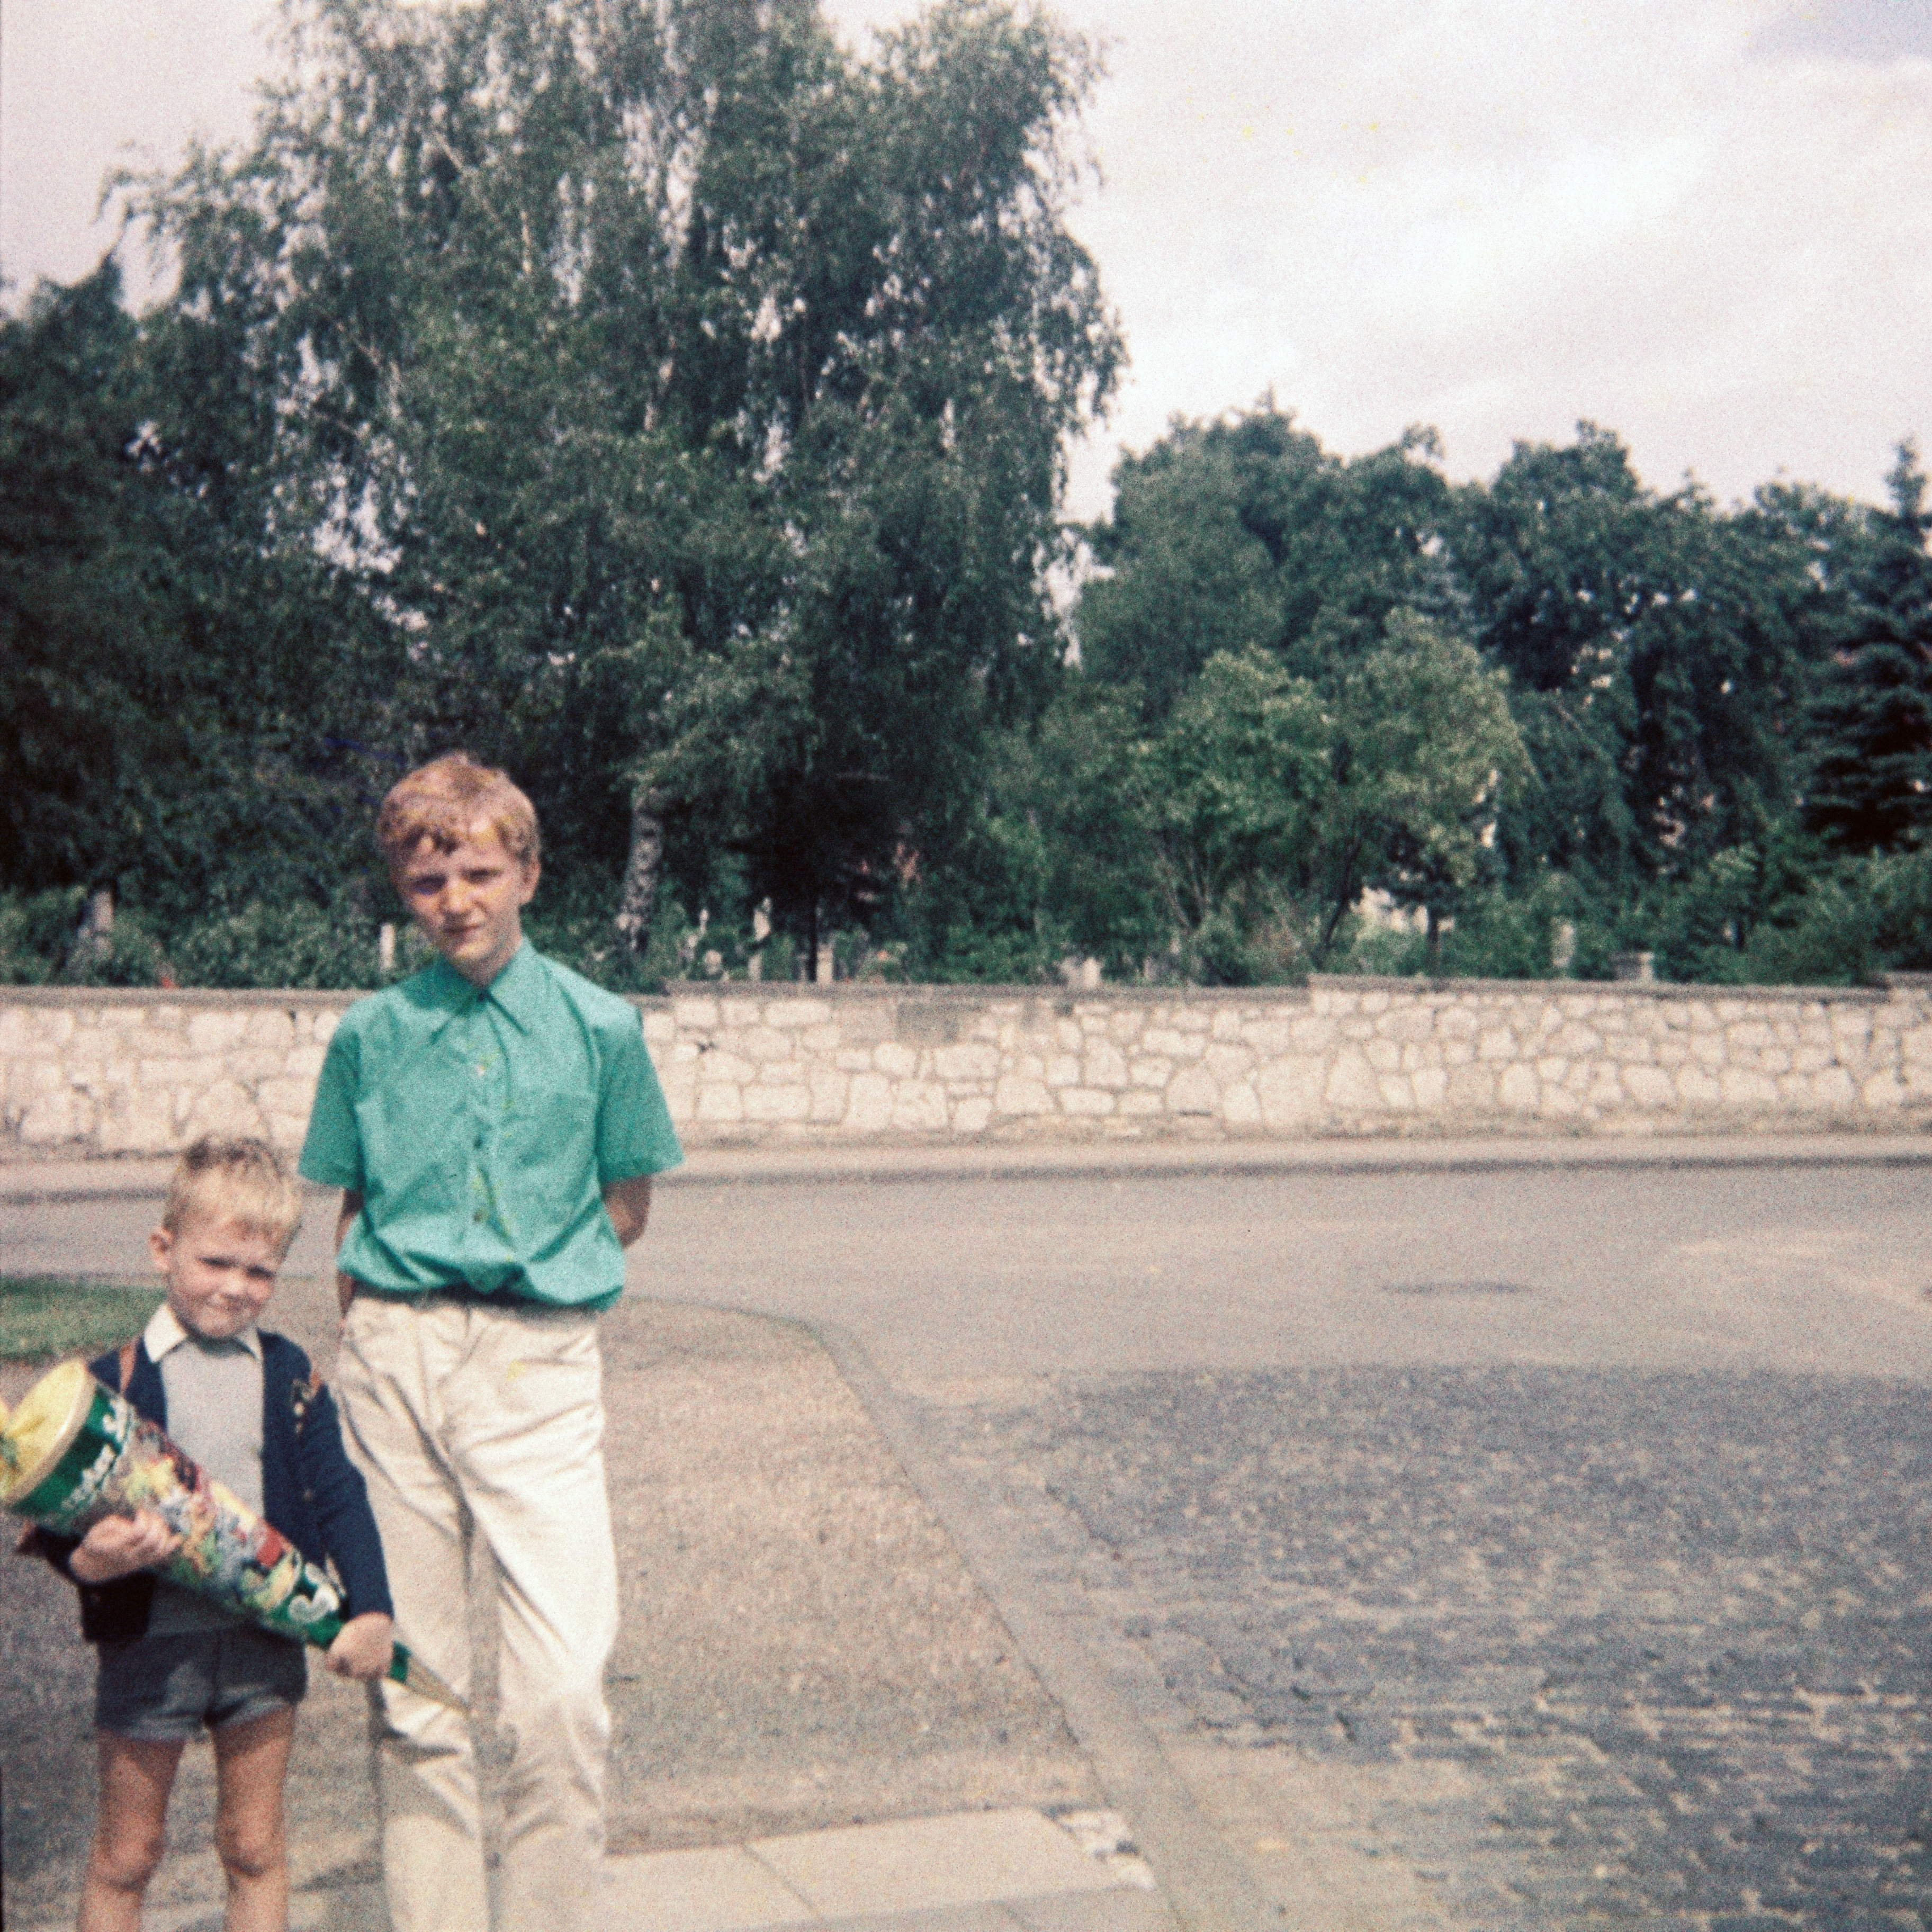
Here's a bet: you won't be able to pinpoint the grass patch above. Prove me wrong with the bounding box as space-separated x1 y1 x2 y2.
1 1278 164 1364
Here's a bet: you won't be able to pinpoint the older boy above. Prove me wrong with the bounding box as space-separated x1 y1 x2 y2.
29 1136 393 1932
299 753 681 1932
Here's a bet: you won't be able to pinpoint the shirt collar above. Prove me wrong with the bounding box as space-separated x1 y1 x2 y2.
143 1301 263 1362
424 941 540 1034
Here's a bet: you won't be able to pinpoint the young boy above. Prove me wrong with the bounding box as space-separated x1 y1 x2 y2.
298 752 682 1932
29 1136 394 1932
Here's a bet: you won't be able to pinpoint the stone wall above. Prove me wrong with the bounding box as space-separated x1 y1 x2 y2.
3 976 1930 1162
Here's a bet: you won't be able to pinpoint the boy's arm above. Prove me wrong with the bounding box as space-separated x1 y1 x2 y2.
300 1022 366 1315
295 1377 396 1681
334 1191 364 1315
296 1380 395 1623
602 1174 652 1248
594 1002 680 1248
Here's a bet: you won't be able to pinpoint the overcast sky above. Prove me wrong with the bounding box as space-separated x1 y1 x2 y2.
4 0 1928 520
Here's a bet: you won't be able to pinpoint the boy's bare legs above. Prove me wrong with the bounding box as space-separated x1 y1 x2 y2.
80 1735 185 1932
211 1708 296 1932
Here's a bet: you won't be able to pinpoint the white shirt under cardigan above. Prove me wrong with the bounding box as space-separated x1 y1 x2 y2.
137 1301 265 1636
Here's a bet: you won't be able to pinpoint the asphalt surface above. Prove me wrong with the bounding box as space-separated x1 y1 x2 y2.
8 1158 1932 1928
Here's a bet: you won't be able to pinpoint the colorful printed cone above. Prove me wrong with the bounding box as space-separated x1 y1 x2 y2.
1 1360 464 1712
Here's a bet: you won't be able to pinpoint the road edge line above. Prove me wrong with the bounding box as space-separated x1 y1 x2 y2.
813 1320 1268 1932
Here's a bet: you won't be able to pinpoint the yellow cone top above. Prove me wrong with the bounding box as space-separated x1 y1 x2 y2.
0 1358 91 1502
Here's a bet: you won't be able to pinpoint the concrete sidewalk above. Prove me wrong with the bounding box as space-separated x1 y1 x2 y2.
14 1808 1169 1932
4 1128 1930 1204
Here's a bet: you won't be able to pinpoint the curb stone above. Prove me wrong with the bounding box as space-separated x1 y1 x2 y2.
4 1130 1931 1205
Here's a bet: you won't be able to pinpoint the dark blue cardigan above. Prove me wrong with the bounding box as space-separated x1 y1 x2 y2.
28 1331 392 1644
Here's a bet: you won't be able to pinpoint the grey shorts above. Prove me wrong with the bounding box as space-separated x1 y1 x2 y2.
96 1624 308 1742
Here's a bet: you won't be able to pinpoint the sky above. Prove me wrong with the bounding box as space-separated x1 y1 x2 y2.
3 0 1928 522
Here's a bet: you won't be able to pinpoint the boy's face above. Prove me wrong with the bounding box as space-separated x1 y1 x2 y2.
394 823 540 986
150 1214 282 1341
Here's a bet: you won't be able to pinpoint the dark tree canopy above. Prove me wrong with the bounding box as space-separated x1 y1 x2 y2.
1803 445 1932 855
1076 404 1452 720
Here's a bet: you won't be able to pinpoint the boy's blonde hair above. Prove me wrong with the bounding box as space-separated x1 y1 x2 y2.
162 1137 303 1252
376 753 540 870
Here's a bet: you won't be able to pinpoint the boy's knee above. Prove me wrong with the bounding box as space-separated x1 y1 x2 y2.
215 1816 286 1883
91 1828 166 1894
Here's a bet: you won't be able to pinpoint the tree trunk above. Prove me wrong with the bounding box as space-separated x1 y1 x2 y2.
615 790 664 959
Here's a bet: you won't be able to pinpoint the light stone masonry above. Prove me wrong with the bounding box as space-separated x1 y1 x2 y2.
4 976 1932 1162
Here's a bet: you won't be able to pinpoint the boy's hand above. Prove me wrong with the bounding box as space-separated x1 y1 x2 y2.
69 1507 181 1583
334 1190 365 1316
601 1173 653 1247
325 1611 395 1681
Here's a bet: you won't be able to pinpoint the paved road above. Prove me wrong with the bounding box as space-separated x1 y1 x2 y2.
11 1163 1932 1927
652 1165 1932 1930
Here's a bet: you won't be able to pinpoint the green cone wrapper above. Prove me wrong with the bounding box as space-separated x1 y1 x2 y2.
2 1359 463 1712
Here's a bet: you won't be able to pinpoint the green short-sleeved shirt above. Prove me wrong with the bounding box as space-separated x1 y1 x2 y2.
298 943 682 1310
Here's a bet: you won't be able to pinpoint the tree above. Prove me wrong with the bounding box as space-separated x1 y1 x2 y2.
134 0 1121 974
0 263 177 895
1346 609 1529 955
1148 647 1333 978
1448 425 1814 904
1804 443 1932 853
0 260 392 932
641 0 1122 969
1034 611 1527 985
1075 404 1453 722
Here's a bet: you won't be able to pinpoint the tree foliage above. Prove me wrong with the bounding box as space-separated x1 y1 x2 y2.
115 0 1120 973
0 259 397 931
5 5 1928 990
1077 405 1451 720
1803 444 1932 855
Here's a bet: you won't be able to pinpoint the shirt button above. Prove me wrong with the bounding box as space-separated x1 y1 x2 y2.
472 1209 487 1224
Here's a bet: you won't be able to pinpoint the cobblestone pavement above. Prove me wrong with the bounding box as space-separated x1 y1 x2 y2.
927 1363 1932 1930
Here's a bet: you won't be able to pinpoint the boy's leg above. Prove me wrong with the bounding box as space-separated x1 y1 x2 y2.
210 1706 295 1932
334 1296 490 1932
79 1734 184 1932
454 1306 618 1932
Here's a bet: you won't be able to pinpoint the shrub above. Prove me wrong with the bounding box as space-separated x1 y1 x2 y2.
0 888 84 984
163 900 390 990
0 888 169 986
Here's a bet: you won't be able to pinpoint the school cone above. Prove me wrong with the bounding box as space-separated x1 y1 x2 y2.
1 1361 464 1712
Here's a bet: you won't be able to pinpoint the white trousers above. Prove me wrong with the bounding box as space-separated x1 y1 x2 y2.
336 1294 619 1932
